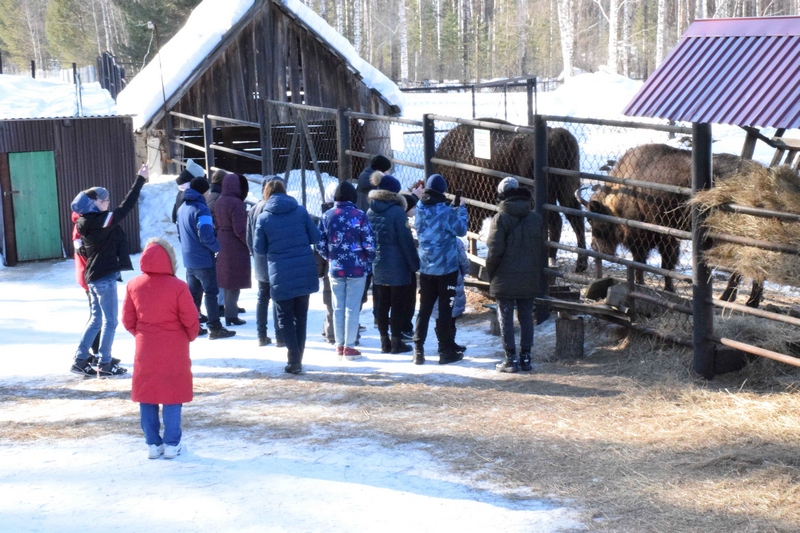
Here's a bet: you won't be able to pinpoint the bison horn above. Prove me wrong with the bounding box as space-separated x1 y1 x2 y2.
576 185 591 207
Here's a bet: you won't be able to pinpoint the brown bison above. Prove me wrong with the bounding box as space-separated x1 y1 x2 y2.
583 143 763 305
434 118 588 272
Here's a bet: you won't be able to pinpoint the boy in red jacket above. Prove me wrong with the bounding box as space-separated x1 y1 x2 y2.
122 238 199 459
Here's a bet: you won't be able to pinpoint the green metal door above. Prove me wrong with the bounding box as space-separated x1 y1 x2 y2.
9 151 62 261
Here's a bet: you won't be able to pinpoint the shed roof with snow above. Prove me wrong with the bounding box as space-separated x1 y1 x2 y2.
623 16 800 129
117 0 403 131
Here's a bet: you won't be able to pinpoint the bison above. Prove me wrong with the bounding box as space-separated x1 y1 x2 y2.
582 143 764 305
434 118 588 272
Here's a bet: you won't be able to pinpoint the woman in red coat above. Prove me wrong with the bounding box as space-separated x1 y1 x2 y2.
122 238 199 460
212 173 252 326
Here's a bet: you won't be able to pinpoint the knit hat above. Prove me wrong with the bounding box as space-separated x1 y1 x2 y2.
87 186 109 201
324 182 338 204
211 169 227 184
190 176 210 195
370 155 392 173
370 171 401 193
497 177 519 194
426 174 447 194
400 192 418 213
334 181 357 203
176 158 205 185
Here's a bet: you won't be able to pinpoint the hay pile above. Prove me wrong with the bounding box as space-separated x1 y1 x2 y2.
692 164 800 285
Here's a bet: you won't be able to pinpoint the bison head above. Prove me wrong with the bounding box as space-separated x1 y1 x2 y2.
585 186 624 256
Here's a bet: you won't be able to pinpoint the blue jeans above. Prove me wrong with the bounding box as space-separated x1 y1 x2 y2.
331 276 367 348
75 274 118 364
186 266 221 330
256 281 281 342
140 403 182 446
275 295 310 365
496 297 535 355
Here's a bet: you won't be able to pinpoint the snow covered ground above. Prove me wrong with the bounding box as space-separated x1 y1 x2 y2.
0 172 586 532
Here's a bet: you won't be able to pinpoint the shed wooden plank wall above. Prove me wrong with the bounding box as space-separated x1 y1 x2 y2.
0 117 140 259
170 0 394 130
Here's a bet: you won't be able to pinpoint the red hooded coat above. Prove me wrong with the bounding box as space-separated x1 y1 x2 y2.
71 211 88 291
123 241 199 405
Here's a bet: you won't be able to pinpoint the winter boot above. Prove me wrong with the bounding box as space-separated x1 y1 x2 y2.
519 352 532 372
258 336 272 347
391 336 412 354
380 335 392 353
496 351 519 373
412 344 425 365
438 344 464 365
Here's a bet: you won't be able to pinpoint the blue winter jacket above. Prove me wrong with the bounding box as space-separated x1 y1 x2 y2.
253 193 320 301
246 198 269 283
177 188 220 269
367 189 420 286
316 201 376 279
415 189 468 276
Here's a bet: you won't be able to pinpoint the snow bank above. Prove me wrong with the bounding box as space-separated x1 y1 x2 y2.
0 75 117 119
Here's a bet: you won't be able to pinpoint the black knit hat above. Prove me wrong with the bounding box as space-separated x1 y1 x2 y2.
370 155 391 172
334 181 357 203
190 176 210 195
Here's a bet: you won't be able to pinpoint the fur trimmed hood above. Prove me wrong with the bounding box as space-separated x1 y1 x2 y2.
368 188 407 212
140 237 178 276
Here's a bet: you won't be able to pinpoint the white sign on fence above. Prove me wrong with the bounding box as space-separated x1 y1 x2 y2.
390 124 405 152
474 129 491 159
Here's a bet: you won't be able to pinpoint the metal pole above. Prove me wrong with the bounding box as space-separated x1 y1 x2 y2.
0 51 3 74
692 122 715 380
526 79 534 127
503 83 508 121
423 113 435 179
72 63 77 85
261 100 274 175
533 115 550 324
203 114 215 175
337 108 352 182
471 86 476 119
30 60 35 78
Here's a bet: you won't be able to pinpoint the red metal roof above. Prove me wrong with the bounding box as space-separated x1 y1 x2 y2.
623 16 800 128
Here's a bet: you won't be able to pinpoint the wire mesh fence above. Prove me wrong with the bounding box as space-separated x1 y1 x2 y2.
167 97 800 373
265 101 341 217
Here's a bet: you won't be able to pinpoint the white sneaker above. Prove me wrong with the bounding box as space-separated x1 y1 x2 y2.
163 442 185 459
148 444 164 459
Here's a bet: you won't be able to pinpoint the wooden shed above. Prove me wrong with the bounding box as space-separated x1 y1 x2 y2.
0 116 139 266
117 0 402 175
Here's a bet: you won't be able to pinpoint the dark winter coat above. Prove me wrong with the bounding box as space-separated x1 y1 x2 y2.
73 174 145 283
205 182 223 221
123 241 198 405
356 166 376 212
213 174 252 290
171 188 186 224
415 189 468 276
176 188 219 269
486 187 543 299
367 189 420 286
253 193 321 301
247 198 270 283
317 201 376 279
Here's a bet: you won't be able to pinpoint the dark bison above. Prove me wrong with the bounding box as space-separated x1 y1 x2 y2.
434 118 588 272
582 143 763 305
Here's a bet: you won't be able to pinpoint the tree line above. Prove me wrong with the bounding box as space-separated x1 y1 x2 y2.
0 0 797 85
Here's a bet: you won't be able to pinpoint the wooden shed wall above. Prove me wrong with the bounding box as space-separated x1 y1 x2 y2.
0 117 140 258
170 0 394 128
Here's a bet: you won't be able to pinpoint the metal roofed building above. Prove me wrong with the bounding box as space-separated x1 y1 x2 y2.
623 16 800 130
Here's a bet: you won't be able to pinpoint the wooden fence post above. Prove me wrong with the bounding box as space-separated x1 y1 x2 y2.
423 113 435 179
533 114 550 324
337 108 352 182
692 122 715 379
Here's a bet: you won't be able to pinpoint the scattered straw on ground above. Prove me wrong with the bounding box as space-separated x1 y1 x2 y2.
3 316 800 532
